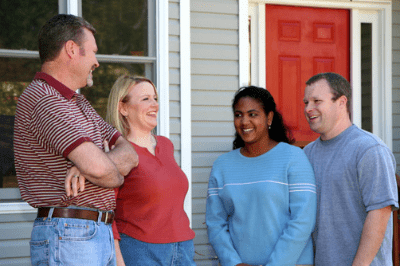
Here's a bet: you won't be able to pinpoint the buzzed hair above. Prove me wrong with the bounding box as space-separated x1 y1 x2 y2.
306 72 352 115
38 14 96 64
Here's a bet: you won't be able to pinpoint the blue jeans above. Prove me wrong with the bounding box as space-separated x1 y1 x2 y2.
119 233 196 266
30 208 116 266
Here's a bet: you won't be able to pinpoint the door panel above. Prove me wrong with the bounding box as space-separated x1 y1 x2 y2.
265 4 350 144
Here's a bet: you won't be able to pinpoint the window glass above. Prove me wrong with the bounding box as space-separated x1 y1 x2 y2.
0 58 40 189
0 1 58 50
82 0 149 56
361 23 372 133
80 63 146 119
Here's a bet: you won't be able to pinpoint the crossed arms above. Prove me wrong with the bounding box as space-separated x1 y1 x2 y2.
66 136 138 193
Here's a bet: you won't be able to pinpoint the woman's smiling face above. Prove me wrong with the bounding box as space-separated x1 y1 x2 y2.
119 81 159 132
234 97 272 146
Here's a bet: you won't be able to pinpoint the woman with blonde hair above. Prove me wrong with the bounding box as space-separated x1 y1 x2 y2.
107 75 196 266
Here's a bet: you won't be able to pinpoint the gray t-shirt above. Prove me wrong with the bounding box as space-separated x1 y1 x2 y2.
304 125 398 266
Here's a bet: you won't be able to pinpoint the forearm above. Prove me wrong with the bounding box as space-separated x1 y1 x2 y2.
114 239 126 266
106 136 138 176
352 206 392 266
68 141 123 188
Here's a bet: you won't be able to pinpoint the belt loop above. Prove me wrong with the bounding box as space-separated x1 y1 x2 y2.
97 210 102 224
47 207 55 220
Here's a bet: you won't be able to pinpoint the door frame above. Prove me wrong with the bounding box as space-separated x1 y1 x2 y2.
243 0 393 149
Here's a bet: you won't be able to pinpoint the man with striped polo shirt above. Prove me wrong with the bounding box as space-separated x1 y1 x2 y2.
13 14 138 266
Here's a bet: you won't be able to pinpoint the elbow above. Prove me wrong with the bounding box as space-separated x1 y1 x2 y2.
120 150 139 176
90 163 124 188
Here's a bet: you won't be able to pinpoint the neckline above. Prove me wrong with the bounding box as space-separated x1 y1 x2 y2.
129 135 158 156
237 142 282 159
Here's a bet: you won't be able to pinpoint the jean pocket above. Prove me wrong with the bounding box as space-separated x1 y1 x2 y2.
30 240 49 266
61 220 97 241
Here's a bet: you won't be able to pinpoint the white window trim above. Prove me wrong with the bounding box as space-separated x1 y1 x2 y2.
157 0 170 138
244 0 392 149
180 0 192 225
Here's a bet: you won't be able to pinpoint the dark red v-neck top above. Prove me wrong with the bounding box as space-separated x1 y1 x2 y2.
113 135 195 243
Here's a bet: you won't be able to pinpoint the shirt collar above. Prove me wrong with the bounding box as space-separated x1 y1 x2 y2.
34 72 77 100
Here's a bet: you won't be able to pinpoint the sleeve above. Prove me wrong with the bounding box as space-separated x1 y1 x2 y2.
358 145 398 212
205 162 242 266
94 107 121 147
31 95 92 158
266 149 317 265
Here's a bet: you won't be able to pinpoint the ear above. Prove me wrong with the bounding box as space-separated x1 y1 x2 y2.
267 111 274 126
338 95 348 108
118 101 128 117
65 40 78 59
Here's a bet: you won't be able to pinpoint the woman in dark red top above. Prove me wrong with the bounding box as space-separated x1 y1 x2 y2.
106 75 196 266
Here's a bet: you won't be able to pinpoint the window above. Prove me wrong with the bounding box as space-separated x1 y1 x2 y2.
0 0 158 202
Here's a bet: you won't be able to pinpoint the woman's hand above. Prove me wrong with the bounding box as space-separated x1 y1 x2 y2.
65 166 85 197
114 239 126 266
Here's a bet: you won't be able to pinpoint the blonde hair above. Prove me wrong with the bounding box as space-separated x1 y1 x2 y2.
106 75 157 137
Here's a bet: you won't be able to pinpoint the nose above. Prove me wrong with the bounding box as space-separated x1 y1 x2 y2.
152 98 159 106
94 57 100 69
304 101 314 114
240 115 250 125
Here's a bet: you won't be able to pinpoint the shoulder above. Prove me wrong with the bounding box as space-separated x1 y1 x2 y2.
156 135 174 148
276 142 308 158
344 126 392 159
212 149 241 167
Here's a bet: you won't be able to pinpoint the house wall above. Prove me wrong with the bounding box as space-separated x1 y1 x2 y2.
169 0 183 160
394 0 400 173
190 0 239 264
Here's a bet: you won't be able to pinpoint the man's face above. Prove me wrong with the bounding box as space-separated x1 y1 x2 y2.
77 28 99 88
303 79 343 140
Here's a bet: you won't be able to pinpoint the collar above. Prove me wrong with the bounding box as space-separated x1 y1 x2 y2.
34 72 76 100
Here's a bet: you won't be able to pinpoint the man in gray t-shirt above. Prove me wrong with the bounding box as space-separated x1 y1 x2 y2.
302 72 398 266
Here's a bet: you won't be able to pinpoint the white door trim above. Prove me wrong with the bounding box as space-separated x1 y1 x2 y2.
245 0 392 148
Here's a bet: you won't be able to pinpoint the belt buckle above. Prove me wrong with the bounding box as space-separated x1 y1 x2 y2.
104 211 109 224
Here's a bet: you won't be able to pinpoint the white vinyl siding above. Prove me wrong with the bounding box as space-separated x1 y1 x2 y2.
169 0 183 165
393 0 400 172
190 0 239 264
0 209 36 265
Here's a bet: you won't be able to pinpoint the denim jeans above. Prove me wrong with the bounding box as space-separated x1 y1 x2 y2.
119 233 196 266
30 208 116 266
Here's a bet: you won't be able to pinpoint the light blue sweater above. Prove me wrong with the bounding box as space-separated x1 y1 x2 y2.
206 142 317 266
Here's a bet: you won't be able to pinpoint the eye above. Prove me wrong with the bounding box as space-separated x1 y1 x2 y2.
250 113 257 117
154 97 158 102
143 97 149 101
234 113 242 118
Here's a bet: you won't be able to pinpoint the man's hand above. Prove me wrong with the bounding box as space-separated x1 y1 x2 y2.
65 166 85 197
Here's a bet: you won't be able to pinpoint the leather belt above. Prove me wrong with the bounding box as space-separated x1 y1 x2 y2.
37 207 114 225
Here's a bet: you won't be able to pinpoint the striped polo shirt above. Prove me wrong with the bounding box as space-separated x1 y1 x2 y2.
14 72 121 211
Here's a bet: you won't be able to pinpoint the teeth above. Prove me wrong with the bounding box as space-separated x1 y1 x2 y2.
243 129 253 132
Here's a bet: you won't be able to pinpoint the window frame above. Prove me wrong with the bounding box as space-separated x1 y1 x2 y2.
0 0 169 214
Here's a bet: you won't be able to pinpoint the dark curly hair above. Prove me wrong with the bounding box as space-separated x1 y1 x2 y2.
232 86 294 149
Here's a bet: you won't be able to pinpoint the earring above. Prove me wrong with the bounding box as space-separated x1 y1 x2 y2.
268 124 271 130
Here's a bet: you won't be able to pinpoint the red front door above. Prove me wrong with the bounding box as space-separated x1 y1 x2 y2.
265 4 350 146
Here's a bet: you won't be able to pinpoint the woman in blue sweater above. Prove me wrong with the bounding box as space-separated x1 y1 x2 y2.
206 86 317 266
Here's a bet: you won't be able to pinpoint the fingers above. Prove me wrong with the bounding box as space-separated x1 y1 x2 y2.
104 139 110 153
65 166 82 197
65 174 72 197
78 175 85 193
71 174 79 197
